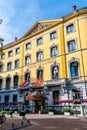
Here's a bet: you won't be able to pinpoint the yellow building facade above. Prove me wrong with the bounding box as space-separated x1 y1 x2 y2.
0 7 87 111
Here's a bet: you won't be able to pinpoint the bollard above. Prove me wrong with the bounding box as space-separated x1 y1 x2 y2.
21 121 24 125
12 123 14 128
27 119 30 124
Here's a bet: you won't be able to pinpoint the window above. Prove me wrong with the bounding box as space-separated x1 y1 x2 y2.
7 62 12 70
67 40 76 52
70 61 79 78
37 51 43 61
66 24 74 34
26 42 31 50
14 75 18 88
8 50 13 57
50 31 57 40
15 47 20 54
25 72 30 82
37 69 43 79
0 79 2 91
37 37 43 45
15 59 19 68
52 65 59 79
4 95 9 103
0 64 3 72
0 54 5 60
53 91 59 104
0 96 1 102
6 77 10 90
25 55 31 65
13 95 17 102
50 46 58 57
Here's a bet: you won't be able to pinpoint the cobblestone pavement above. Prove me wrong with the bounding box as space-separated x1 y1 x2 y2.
0 114 87 130
22 115 87 130
0 117 30 130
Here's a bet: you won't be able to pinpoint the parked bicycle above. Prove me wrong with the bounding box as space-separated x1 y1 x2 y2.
0 114 6 124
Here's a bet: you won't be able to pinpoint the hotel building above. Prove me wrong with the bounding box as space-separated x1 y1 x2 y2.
0 7 87 112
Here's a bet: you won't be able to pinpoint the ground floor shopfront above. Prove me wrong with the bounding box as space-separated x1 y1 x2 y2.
0 78 87 113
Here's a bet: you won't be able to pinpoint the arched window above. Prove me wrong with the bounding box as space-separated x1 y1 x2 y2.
37 69 43 79
0 79 2 90
70 61 79 78
6 77 11 90
14 75 19 88
25 72 30 82
52 65 59 79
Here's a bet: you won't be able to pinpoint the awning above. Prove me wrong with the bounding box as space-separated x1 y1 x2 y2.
54 99 87 103
5 102 22 105
25 95 45 101
54 99 73 103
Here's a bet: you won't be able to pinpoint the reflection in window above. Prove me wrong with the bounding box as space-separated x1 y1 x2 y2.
25 72 30 82
37 37 43 45
26 42 31 50
37 69 43 79
50 31 57 40
67 40 76 52
37 51 43 61
0 64 3 72
7 62 12 70
66 24 74 34
15 47 20 54
25 55 31 65
52 65 59 79
51 46 58 57
15 59 19 68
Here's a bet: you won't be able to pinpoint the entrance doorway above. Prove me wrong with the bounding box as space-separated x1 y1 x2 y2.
35 100 44 113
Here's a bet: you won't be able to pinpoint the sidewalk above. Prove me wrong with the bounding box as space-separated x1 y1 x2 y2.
1 114 86 130
0 116 31 130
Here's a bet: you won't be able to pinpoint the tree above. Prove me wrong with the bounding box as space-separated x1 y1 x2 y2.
0 38 4 65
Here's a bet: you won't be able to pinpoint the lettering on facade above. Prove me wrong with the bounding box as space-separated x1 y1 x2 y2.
29 59 56 69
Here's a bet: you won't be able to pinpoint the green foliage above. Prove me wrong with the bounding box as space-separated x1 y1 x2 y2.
19 111 26 116
64 108 71 113
48 108 54 112
0 110 7 114
7 110 13 115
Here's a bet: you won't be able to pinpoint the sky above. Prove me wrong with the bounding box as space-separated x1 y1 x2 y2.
0 0 87 45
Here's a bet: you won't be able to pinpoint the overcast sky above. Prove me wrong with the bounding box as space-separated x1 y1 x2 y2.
0 0 87 45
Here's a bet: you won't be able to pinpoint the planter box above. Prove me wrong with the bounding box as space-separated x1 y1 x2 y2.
20 116 25 120
64 112 70 116
49 112 54 115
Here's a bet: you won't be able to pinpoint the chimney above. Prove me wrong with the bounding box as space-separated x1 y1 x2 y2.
15 37 17 42
72 5 77 11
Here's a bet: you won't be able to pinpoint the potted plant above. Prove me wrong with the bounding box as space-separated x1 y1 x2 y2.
19 111 26 120
7 110 13 118
64 108 71 116
48 108 54 115
0 110 6 115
